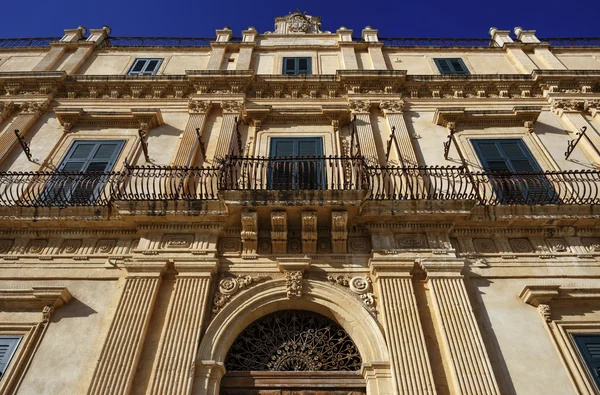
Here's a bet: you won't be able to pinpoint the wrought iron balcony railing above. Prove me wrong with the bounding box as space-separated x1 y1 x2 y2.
218 156 369 191
369 166 600 206
0 161 599 208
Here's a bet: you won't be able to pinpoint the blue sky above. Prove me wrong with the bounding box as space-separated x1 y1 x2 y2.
0 0 596 39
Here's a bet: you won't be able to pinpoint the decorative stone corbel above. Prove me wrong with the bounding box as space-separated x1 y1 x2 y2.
271 211 288 254
331 211 348 254
524 120 535 133
241 211 258 258
277 257 311 298
518 284 560 322
301 211 318 254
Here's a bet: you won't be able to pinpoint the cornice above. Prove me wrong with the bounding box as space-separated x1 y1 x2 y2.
55 107 164 130
0 286 71 311
433 106 541 127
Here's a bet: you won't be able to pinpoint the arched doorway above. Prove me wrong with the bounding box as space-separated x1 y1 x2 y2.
221 310 366 394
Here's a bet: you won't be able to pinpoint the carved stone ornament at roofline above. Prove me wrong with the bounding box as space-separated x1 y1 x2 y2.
267 10 328 35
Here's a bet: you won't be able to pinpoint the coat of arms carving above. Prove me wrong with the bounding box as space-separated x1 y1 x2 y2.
287 12 310 33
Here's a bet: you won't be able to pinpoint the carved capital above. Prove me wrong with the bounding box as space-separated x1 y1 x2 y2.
19 101 48 115
379 100 405 113
446 121 456 133
0 101 15 118
220 101 244 114
189 100 212 114
552 99 585 114
348 100 371 114
585 99 600 117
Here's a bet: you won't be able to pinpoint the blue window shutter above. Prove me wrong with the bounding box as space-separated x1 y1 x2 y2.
434 58 469 75
282 58 312 75
472 139 557 204
268 138 323 189
0 337 21 379
42 140 125 205
574 334 600 389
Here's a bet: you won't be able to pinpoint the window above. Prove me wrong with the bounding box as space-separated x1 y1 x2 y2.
39 140 124 205
573 334 600 390
472 139 558 204
282 57 312 75
434 58 469 75
0 337 21 380
127 58 162 75
268 137 323 189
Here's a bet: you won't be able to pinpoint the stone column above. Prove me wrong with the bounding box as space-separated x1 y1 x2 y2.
379 100 418 166
349 100 379 165
553 99 600 166
147 260 219 395
422 258 500 395
212 101 243 160
0 101 48 163
171 100 212 166
87 262 166 395
371 258 437 395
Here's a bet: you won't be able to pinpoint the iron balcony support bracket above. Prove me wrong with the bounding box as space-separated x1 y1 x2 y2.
138 129 150 162
14 129 33 162
564 126 600 160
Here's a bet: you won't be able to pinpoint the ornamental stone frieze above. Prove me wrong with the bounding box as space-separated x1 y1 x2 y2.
211 273 267 314
327 274 377 316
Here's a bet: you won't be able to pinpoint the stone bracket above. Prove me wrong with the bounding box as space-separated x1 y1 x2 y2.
301 211 318 254
271 211 288 255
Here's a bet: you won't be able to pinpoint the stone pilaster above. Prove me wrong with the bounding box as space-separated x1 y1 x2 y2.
147 260 219 395
338 28 358 69
0 101 48 163
236 28 257 70
422 258 501 395
349 100 379 165
212 101 243 160
0 102 15 125
371 258 437 395
87 262 166 395
171 100 212 166
379 100 418 166
505 46 538 74
534 47 567 70
362 27 386 70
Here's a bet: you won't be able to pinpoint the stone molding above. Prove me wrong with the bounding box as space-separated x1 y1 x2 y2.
55 107 164 131
433 106 541 128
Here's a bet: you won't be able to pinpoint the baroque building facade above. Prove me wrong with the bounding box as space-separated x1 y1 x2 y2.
1 11 600 395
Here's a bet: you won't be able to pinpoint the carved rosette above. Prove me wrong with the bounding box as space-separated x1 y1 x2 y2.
327 275 376 315
285 271 303 298
212 274 264 313
220 101 244 114
348 100 371 114
188 100 212 114
379 100 405 114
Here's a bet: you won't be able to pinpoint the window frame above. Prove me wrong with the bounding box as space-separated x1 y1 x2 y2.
0 336 21 380
433 58 470 75
282 57 312 75
268 137 324 190
38 140 125 206
127 58 163 76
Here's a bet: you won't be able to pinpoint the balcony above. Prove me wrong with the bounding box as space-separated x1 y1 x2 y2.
0 160 598 217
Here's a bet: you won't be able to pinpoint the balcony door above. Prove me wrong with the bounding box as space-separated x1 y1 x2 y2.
472 139 558 204
39 140 124 205
268 137 324 190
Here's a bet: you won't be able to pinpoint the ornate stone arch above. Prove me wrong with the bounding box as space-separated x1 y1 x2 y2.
194 278 393 395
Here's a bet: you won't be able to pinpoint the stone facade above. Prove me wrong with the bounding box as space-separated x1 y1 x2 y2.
0 11 599 395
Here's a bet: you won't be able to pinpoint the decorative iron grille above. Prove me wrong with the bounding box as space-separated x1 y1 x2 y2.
224 310 362 372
